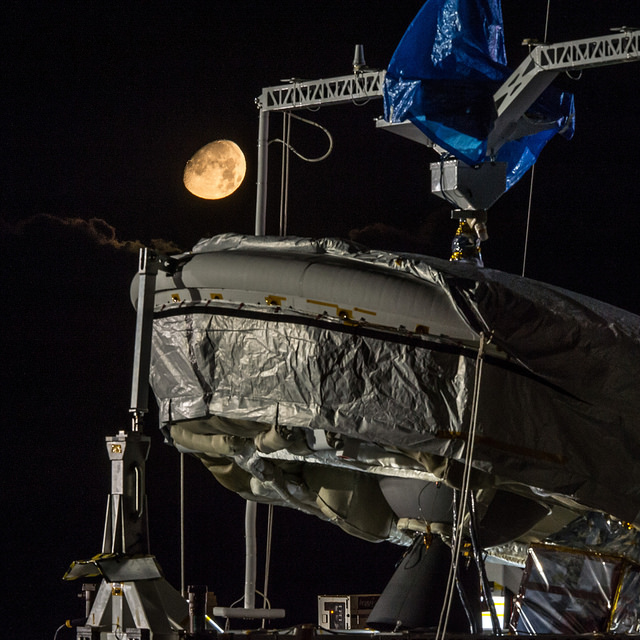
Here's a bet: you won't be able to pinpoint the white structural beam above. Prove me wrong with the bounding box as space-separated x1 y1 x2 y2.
533 29 640 71
256 70 386 113
489 29 639 155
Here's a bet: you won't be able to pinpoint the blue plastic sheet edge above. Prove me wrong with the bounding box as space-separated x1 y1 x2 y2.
384 0 575 189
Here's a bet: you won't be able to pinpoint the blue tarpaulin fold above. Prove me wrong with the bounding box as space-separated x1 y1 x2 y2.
384 0 575 190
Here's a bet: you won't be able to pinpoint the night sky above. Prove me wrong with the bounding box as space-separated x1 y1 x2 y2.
2 1 639 636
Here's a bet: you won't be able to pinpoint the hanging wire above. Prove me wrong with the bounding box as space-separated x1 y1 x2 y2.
522 164 535 277
180 450 186 598
468 492 502 634
270 112 334 236
565 68 583 81
544 0 551 42
522 0 552 277
279 112 292 236
435 332 489 640
228 590 273 610
350 71 377 106
261 504 275 628
269 112 334 163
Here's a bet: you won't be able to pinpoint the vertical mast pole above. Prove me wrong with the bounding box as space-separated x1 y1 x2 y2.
255 107 270 236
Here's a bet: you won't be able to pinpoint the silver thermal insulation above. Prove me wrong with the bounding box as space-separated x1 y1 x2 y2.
136 234 640 551
512 543 640 633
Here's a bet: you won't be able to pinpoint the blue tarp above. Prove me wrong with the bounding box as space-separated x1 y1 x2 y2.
384 0 575 190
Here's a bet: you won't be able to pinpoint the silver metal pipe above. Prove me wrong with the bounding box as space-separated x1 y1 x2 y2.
255 109 269 235
244 500 258 609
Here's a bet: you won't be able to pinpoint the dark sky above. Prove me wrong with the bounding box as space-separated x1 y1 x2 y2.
2 1 639 636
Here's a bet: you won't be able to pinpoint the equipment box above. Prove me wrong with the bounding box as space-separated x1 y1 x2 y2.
318 594 380 630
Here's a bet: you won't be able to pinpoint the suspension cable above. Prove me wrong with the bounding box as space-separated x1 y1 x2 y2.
435 332 489 640
544 0 551 41
522 0 552 278
180 451 186 598
270 112 334 236
279 112 291 236
261 504 275 628
522 164 535 277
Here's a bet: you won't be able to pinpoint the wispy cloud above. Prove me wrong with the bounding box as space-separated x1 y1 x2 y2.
349 218 449 255
3 214 183 254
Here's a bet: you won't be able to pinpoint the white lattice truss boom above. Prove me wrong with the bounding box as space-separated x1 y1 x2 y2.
534 29 639 71
256 70 386 113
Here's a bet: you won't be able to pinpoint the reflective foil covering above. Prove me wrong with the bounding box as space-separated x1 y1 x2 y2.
610 566 640 633
547 512 640 565
116 4 639 627
137 234 640 551
511 545 640 634
140 235 640 524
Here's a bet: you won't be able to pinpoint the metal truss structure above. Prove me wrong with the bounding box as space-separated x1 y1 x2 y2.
255 70 385 113
534 29 639 71
255 29 638 229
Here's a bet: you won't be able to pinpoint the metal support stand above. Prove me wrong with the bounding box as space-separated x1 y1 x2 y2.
66 250 188 639
101 429 150 556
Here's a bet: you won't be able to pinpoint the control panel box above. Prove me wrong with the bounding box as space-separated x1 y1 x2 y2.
318 594 380 630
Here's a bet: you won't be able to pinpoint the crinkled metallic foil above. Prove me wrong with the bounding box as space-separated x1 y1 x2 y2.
142 234 640 558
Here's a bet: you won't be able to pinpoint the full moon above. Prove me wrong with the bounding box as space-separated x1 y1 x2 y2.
183 139 246 199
